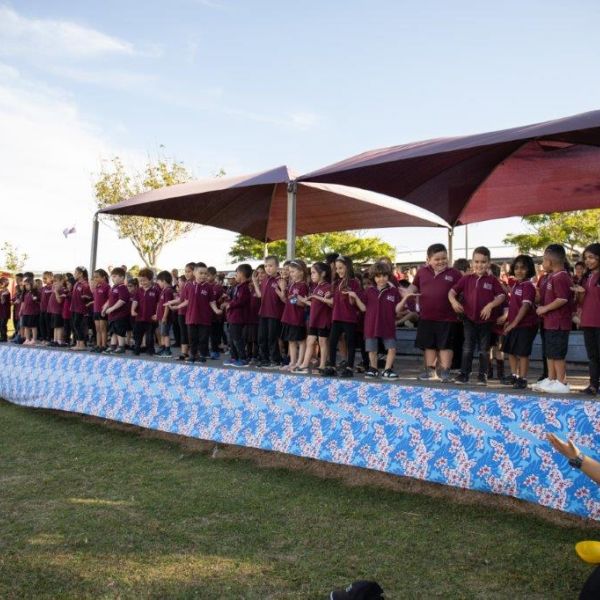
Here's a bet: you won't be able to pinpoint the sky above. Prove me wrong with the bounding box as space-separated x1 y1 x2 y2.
1 0 599 271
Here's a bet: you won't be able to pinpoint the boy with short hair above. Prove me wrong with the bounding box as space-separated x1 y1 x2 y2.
409 243 462 382
155 271 174 357
449 246 506 385
533 244 573 393
207 266 226 359
102 267 130 354
253 255 285 367
131 268 159 356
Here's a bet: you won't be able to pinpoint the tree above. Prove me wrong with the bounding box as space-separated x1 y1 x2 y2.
228 231 396 263
93 155 199 268
503 210 600 258
1 242 28 272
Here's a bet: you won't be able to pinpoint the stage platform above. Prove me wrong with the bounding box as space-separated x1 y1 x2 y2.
0 344 598 521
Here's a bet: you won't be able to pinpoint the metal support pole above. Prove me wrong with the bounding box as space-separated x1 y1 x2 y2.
90 212 99 274
447 227 454 265
464 224 469 259
286 181 297 260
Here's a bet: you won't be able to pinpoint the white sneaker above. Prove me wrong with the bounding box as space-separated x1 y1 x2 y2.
535 378 556 393
531 378 550 392
546 380 571 394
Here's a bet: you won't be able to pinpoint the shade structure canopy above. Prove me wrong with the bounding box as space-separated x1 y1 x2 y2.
98 164 449 241
300 109 600 226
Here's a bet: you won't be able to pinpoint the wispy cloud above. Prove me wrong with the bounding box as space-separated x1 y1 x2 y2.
0 5 136 60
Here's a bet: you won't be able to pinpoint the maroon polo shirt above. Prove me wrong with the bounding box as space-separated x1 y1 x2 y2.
259 275 285 319
412 266 461 322
186 281 215 326
177 280 192 316
0 289 11 320
12 293 21 319
93 281 111 313
157 286 175 322
581 272 600 328
227 280 251 325
281 281 309 327
507 280 538 328
248 287 260 325
47 288 64 315
452 273 505 324
211 282 225 322
40 284 53 312
363 284 401 339
20 291 40 316
308 282 332 329
70 280 92 315
62 291 72 320
107 283 130 321
332 278 363 323
542 270 573 331
134 285 160 323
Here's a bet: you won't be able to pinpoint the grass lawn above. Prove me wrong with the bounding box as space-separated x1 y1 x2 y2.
1 399 599 599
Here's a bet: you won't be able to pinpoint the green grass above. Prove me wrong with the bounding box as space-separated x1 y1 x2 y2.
1 399 599 599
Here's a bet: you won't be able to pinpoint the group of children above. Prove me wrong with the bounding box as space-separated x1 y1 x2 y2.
1 241 599 394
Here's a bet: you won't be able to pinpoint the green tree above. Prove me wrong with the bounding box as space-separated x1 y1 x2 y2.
503 210 600 258
229 231 396 263
93 155 199 268
1 242 28 272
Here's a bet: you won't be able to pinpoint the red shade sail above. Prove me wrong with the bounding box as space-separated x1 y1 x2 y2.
98 165 449 241
300 110 600 226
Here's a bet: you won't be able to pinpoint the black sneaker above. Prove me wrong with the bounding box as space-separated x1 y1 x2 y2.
454 373 469 384
177 354 188 361
185 356 197 363
113 347 126 355
382 369 399 380
513 377 528 390
476 373 488 386
336 360 348 370
581 385 598 396
321 366 336 377
103 346 116 354
501 375 518 386
198 356 207 363
339 367 354 378
365 366 379 378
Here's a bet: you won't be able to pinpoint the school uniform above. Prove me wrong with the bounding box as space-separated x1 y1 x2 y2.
177 280 192 346
39 284 53 341
156 286 175 339
0 288 11 341
107 283 131 338
12 291 21 335
501 280 538 357
70 280 92 342
363 284 401 352
245 285 261 359
412 266 461 350
580 272 600 390
62 290 72 343
132 285 160 355
209 282 225 354
327 278 363 369
281 281 309 342
47 287 65 330
307 282 332 338
258 275 285 365
92 282 110 321
186 281 215 359
20 290 41 328
452 273 505 379
227 280 251 361
541 270 573 360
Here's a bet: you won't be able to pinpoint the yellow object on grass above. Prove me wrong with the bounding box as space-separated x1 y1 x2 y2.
576 541 600 564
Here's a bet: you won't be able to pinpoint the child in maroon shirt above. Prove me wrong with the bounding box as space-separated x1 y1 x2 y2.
47 274 66 346
70 267 92 351
574 243 600 395
20 278 40 345
91 269 110 352
207 266 226 359
166 263 196 361
62 276 74 346
449 246 506 385
131 268 160 356
103 267 130 354
246 269 262 363
39 271 54 343
155 270 175 357
533 244 573 394
322 256 363 378
500 255 538 390
0 277 11 342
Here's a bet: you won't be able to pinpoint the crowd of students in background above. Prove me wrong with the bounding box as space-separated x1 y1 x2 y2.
0 240 599 395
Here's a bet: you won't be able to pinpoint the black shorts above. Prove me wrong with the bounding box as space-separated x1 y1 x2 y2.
21 315 39 328
245 322 258 343
178 314 189 345
415 320 457 350
50 314 64 329
108 318 129 338
545 329 570 360
281 323 306 342
308 326 330 338
502 326 537 357
93 311 107 321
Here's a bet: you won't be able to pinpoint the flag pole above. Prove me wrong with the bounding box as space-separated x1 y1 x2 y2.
89 212 99 274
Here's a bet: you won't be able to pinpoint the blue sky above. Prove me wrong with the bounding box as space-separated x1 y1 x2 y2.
1 0 599 269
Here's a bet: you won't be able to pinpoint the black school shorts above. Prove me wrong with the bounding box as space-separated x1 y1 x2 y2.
93 311 107 321
415 320 457 350
308 327 330 338
545 329 570 360
280 323 306 342
502 326 538 357
108 318 129 338
50 314 64 329
21 315 39 328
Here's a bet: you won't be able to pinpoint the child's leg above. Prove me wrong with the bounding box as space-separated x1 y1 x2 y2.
116 335 126 348
327 323 342 367
54 327 63 343
288 341 298 368
23 327 31 342
547 358 557 381
460 319 476 377
317 336 328 369
31 327 38 342
384 347 396 371
343 323 357 368
300 335 316 368
424 349 437 369
554 359 567 383
508 354 519 376
178 315 189 357
368 350 378 369
477 324 491 377
296 339 306 367
439 349 452 371
583 328 600 390
518 356 530 378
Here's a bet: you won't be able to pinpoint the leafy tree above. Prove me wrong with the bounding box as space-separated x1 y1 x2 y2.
93 155 198 268
229 231 396 263
503 210 600 258
1 242 28 272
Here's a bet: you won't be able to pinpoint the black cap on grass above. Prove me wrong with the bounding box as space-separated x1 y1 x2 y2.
330 580 384 600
